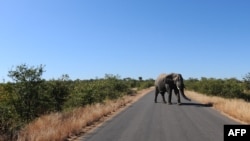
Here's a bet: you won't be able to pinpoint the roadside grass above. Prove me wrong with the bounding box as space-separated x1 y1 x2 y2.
17 88 153 141
17 97 131 141
185 91 250 124
17 88 250 141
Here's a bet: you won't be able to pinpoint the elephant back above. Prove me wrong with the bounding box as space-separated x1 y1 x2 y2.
155 73 168 92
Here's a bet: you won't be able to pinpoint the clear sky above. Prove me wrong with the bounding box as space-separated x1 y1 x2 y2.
1 0 250 81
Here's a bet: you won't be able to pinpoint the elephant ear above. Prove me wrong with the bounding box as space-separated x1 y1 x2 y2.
173 74 185 88
165 73 173 83
172 73 178 81
173 74 183 83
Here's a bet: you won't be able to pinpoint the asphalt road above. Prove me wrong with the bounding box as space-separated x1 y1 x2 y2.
80 90 240 141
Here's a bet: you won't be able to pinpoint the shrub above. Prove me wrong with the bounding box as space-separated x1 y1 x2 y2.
243 72 250 91
185 77 247 100
6 64 46 122
137 79 154 90
0 64 154 140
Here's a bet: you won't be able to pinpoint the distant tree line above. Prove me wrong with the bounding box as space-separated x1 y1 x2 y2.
0 64 154 140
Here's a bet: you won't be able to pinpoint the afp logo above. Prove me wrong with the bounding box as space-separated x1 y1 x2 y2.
224 125 250 141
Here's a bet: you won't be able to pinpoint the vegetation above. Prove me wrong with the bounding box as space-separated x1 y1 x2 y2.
185 76 250 101
184 75 250 124
1 63 250 140
0 64 154 141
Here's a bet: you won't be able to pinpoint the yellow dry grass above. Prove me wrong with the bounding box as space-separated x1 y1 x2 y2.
17 88 153 141
16 88 249 141
185 90 250 124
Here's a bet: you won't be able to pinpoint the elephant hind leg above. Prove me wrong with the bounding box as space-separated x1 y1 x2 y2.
160 92 167 104
155 87 159 103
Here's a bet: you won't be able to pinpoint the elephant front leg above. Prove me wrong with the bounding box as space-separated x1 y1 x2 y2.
167 90 172 105
177 93 181 105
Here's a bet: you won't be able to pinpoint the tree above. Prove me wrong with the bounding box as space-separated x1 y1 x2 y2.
243 72 250 90
49 74 71 111
138 76 143 81
7 64 45 122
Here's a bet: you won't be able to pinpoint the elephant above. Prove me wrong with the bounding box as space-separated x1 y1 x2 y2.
154 73 191 104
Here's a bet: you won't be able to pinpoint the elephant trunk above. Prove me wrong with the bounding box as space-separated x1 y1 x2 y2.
179 88 191 101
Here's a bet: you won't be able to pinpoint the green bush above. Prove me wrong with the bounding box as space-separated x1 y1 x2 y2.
6 64 46 122
0 84 21 140
243 72 250 91
46 75 72 111
0 64 154 140
64 74 130 108
185 77 249 101
137 79 154 90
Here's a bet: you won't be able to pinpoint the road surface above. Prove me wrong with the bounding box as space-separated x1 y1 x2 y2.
80 90 240 141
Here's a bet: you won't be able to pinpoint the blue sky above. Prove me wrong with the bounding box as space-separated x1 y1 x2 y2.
1 0 250 81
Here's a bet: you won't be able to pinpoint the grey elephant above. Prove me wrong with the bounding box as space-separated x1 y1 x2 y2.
154 73 191 104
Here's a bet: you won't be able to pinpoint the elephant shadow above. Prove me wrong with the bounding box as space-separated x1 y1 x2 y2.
179 102 213 107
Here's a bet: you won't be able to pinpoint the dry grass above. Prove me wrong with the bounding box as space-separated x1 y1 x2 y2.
185 90 250 124
17 88 249 140
17 88 153 141
17 98 130 141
